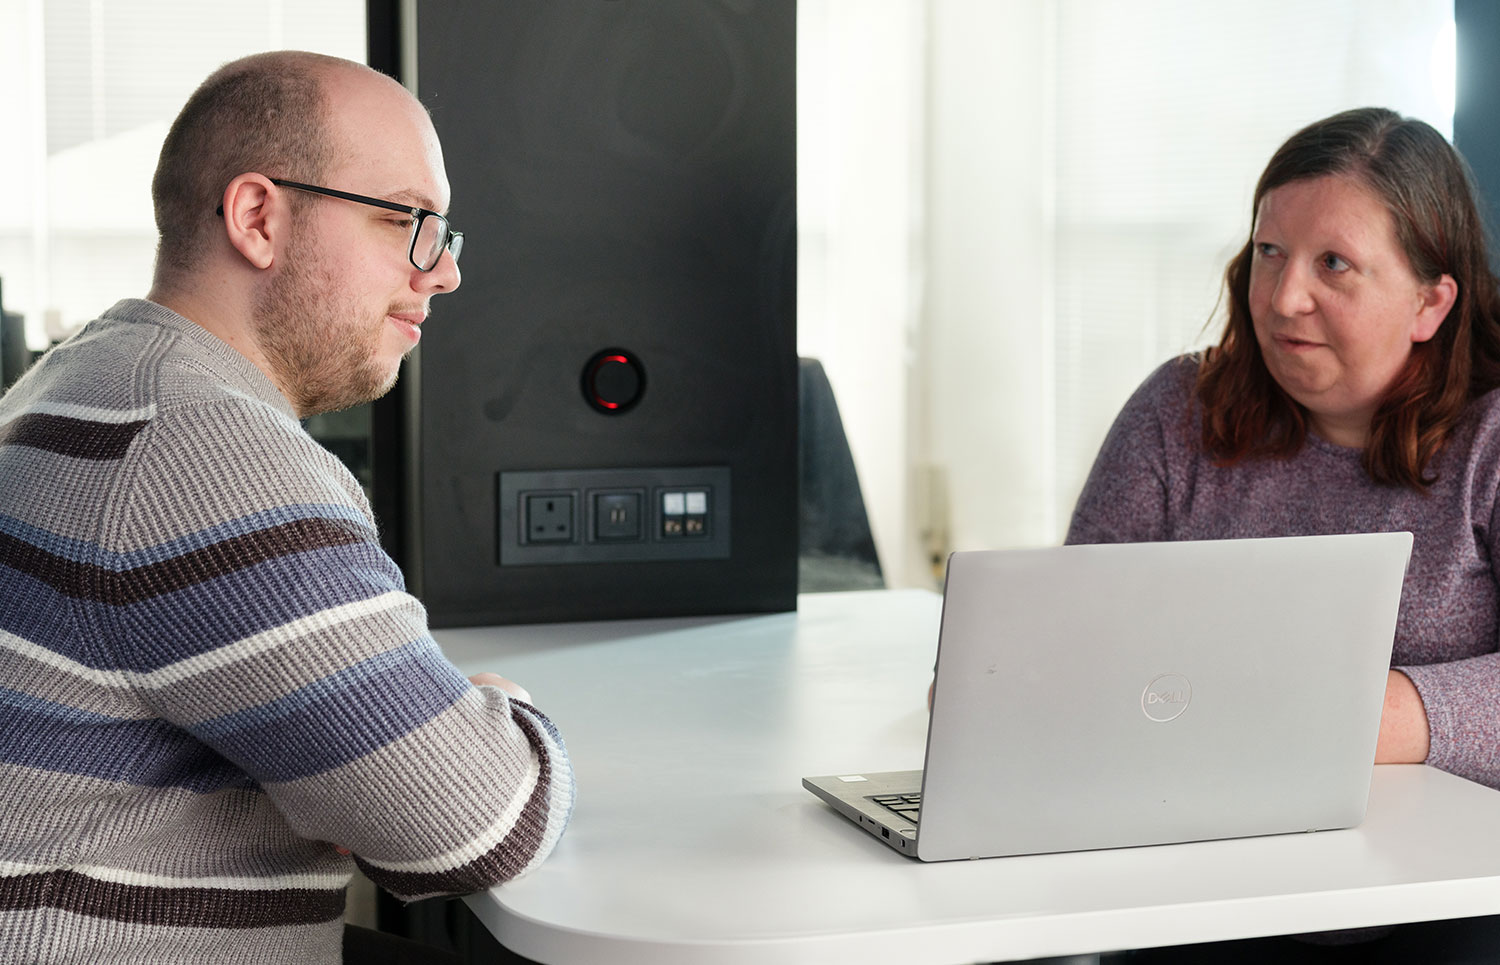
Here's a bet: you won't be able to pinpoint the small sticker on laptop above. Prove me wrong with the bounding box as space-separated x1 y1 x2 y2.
837 775 869 783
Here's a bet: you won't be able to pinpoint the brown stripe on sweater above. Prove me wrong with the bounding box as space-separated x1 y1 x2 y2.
357 710 555 897
493 709 554 867
0 517 369 604
0 870 345 927
0 413 148 461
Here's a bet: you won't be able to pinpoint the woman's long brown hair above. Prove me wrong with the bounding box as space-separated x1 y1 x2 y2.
1197 107 1500 489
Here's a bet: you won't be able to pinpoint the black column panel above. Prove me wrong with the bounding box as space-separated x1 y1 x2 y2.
1456 0 1500 274
412 0 798 626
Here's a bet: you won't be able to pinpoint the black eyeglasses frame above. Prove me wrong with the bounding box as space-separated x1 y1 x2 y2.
263 178 463 272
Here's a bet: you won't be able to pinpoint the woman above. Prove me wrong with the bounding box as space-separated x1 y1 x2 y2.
1069 106 1500 792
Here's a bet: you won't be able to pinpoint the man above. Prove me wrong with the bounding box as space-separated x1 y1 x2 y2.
0 51 573 962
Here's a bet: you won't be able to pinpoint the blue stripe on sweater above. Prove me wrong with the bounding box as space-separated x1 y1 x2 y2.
0 563 81 657
0 686 118 724
2 540 409 671
192 639 469 782
116 541 410 671
0 504 372 569
0 703 256 793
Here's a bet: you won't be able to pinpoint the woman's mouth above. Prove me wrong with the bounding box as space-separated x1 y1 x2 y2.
1274 334 1321 351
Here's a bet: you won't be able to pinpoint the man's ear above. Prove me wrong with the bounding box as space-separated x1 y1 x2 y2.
220 174 280 271
1412 273 1458 343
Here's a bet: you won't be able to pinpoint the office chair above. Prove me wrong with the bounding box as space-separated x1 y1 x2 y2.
0 276 30 392
798 357 885 592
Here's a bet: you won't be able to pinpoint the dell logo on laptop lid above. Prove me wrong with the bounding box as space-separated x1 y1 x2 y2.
1142 673 1192 722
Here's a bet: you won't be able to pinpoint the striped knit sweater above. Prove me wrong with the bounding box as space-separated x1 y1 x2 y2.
0 299 574 963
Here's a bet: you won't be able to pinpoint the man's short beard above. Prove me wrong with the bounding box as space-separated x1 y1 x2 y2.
252 230 400 416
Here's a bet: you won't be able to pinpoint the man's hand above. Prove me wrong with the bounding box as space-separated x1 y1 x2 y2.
469 672 532 704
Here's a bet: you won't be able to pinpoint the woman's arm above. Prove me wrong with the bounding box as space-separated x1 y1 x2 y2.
1374 669 1430 764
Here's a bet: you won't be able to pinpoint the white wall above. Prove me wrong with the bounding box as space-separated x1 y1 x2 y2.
797 0 926 586
920 0 1056 579
0 0 45 343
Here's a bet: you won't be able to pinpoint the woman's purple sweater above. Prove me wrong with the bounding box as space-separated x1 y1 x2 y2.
1068 355 1500 788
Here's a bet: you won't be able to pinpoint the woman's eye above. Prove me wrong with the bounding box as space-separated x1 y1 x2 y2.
1321 253 1351 272
1254 242 1279 259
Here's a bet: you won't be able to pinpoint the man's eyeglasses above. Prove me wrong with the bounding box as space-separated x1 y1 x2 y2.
269 178 464 272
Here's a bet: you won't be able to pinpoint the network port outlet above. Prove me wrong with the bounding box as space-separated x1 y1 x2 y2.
499 467 731 566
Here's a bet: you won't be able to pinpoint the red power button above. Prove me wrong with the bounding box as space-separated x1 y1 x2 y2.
582 349 646 413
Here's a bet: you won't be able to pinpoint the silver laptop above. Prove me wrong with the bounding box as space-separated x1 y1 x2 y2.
804 532 1412 861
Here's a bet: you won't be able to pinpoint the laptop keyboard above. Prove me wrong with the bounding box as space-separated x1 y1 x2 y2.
871 792 921 823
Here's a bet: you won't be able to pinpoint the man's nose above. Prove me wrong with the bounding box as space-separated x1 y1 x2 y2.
416 248 461 295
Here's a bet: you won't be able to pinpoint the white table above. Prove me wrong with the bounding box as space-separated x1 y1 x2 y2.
434 590 1500 964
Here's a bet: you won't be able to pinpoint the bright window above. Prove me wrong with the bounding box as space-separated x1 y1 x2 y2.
0 0 365 351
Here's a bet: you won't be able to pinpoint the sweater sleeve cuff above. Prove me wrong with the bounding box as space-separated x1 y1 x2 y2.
1397 660 1500 789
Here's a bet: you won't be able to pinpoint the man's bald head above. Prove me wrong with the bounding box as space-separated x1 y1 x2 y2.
150 51 386 286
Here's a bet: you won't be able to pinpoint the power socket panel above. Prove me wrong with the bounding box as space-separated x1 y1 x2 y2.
523 493 575 543
499 467 731 566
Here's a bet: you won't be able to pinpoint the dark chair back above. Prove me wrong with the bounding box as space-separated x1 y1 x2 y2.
799 358 885 591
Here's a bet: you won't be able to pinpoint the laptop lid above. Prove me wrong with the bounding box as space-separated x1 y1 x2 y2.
912 532 1411 861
